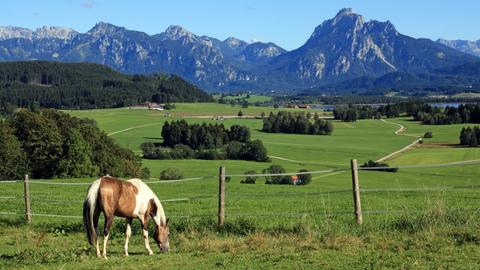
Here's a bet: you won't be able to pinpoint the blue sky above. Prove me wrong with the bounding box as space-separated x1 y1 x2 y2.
2 0 479 50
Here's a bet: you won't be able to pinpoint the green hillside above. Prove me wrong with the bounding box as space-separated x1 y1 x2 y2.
0 61 212 112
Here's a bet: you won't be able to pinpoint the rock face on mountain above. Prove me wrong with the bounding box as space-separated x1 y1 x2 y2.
437 39 480 57
0 8 477 91
265 8 477 89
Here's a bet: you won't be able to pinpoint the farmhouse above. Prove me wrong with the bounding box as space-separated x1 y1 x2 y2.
286 103 311 109
130 102 165 110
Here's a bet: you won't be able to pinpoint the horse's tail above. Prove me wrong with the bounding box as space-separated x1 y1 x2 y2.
83 178 101 245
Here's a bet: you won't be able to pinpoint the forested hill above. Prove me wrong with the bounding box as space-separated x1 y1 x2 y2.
0 61 212 111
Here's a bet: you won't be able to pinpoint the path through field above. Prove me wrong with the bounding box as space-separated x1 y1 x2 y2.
375 119 422 162
107 123 162 136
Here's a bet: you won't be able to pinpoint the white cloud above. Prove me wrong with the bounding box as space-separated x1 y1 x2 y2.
82 0 94 9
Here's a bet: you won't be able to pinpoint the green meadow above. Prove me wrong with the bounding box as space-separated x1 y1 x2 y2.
1 103 479 269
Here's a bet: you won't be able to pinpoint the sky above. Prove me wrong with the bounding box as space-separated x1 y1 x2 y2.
1 0 479 50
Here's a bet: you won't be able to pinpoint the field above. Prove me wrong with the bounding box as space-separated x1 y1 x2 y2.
212 94 273 104
1 103 480 269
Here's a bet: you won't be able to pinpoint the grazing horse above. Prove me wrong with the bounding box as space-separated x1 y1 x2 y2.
83 176 170 258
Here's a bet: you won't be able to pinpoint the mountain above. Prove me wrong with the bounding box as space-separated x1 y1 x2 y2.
437 39 480 57
301 61 480 95
264 8 478 89
0 9 478 92
0 61 212 111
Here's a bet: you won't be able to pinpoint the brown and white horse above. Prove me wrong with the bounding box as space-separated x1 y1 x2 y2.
83 176 170 258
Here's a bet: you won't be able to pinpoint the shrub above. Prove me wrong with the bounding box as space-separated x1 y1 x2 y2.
264 165 291 184
460 126 480 147
297 169 312 185
196 149 224 160
424 131 433 138
225 141 244 160
361 160 398 173
171 144 195 159
140 142 156 158
241 170 257 184
160 168 183 180
140 167 151 179
243 140 269 162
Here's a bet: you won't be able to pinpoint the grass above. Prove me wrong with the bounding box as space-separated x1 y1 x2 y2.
212 94 273 103
2 104 480 268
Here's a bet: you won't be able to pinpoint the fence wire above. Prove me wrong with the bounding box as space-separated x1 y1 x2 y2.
226 169 341 178
358 159 480 171
1 158 479 223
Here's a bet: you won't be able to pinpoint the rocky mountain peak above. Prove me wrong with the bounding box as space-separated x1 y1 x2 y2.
164 25 196 40
34 26 78 40
0 26 33 40
223 37 248 49
88 21 124 36
335 8 354 17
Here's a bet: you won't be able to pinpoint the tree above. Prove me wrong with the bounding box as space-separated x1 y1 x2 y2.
238 110 244 118
241 170 257 184
57 128 98 178
297 169 312 185
225 141 243 160
10 110 64 178
228 125 250 143
0 124 27 180
264 164 290 185
160 168 183 180
243 140 269 162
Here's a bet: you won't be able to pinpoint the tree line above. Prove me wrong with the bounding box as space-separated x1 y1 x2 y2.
0 61 212 114
333 101 425 122
414 103 480 125
141 120 269 162
0 109 147 180
262 111 333 135
459 126 480 147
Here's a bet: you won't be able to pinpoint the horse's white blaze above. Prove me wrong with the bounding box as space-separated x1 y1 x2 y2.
127 179 166 226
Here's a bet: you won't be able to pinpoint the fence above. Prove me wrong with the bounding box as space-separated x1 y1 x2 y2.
1 158 480 227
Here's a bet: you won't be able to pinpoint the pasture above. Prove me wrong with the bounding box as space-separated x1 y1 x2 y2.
1 103 479 269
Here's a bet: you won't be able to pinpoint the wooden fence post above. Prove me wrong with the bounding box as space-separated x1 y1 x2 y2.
351 159 362 225
218 166 226 228
23 174 32 224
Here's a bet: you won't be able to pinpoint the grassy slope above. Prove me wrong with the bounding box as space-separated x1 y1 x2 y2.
1 104 480 269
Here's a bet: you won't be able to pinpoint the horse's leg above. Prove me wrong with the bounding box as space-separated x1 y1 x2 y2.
93 207 101 257
102 214 114 258
124 218 133 256
139 216 153 255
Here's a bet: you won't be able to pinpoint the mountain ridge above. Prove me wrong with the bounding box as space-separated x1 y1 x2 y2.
0 8 478 92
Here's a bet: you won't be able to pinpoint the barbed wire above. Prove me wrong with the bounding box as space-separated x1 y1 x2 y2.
145 176 215 184
28 181 91 186
226 169 340 178
360 185 480 193
358 159 480 171
228 189 352 198
0 211 22 216
30 197 198 204
0 196 20 200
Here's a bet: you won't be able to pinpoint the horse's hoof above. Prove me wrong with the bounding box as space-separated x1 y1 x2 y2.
124 253 129 257
148 252 153 256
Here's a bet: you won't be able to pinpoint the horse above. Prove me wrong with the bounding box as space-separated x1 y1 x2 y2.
83 176 170 258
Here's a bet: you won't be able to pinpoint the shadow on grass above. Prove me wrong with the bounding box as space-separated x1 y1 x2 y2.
0 217 26 227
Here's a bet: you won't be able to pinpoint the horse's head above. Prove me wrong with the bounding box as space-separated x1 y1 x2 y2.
154 218 170 253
